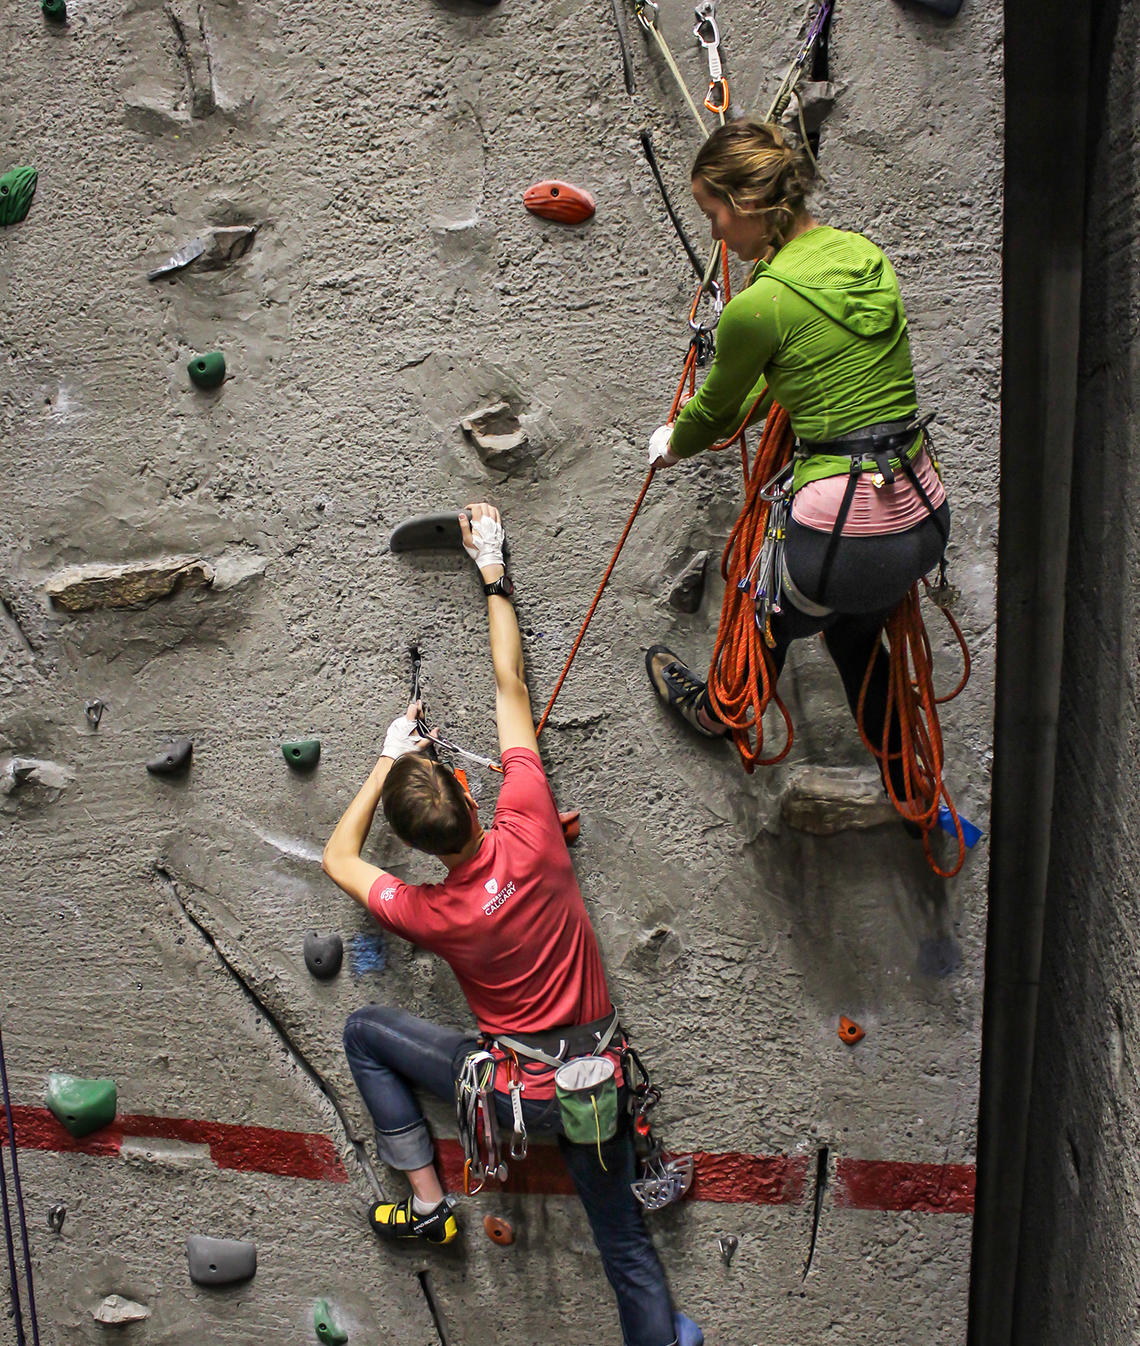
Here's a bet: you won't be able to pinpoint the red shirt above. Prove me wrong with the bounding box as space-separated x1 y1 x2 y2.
367 747 615 1098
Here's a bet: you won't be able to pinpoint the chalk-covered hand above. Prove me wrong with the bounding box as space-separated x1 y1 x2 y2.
460 503 505 571
382 702 430 761
648 424 680 469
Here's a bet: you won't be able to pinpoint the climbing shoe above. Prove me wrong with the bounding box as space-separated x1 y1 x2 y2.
645 645 725 739
368 1195 458 1246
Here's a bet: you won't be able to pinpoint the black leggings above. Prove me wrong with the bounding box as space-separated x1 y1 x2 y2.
769 504 951 795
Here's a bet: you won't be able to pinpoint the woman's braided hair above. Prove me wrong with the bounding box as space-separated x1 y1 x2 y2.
691 119 816 249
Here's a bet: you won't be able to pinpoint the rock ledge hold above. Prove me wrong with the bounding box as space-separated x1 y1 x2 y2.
93 1295 151 1326
461 402 530 471
780 765 896 834
46 557 214 613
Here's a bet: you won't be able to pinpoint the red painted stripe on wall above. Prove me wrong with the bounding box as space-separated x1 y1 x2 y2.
834 1158 975 1213
1 1106 347 1183
3 1106 974 1212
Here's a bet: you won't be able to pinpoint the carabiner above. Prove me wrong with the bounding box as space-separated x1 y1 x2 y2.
704 78 729 114
692 1 720 48
636 0 660 31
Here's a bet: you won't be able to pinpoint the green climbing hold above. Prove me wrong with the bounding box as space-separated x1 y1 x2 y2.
0 168 38 227
187 350 225 390
314 1299 348 1346
45 1073 117 1138
282 739 320 770
41 0 67 22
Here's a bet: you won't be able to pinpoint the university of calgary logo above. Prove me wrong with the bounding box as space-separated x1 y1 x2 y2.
484 878 499 895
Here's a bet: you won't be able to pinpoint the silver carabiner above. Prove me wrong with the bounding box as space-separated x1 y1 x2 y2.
759 463 794 501
636 0 660 31
693 1 720 48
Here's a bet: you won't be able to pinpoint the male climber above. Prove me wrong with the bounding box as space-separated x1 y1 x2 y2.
321 504 701 1346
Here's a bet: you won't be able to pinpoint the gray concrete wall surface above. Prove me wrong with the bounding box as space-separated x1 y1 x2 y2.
1016 2 1140 1342
0 0 1000 1341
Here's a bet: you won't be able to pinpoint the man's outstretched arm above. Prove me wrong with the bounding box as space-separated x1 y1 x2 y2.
460 503 539 757
321 704 426 906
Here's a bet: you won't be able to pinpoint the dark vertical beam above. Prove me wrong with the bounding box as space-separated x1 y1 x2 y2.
968 3 1094 1343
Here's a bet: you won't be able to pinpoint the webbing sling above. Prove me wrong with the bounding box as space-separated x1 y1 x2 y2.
492 1009 621 1072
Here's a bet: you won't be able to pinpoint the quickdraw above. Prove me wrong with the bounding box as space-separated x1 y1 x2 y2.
693 1 729 115
622 1042 694 1212
767 0 833 124
408 643 504 775
455 1050 507 1194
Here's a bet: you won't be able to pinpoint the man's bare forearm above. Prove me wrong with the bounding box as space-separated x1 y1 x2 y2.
322 756 393 876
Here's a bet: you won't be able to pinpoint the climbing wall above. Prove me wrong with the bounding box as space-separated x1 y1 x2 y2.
0 0 1000 1341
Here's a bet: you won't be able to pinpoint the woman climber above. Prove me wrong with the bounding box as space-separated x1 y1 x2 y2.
645 118 950 803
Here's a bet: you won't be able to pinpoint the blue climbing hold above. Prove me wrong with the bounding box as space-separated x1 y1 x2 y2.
937 805 982 849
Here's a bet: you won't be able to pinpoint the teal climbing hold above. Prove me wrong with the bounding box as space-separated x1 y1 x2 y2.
282 739 320 770
45 1073 117 1138
0 167 37 227
314 1299 348 1345
187 351 225 390
41 0 67 22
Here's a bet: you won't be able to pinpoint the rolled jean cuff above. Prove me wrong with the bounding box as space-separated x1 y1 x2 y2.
376 1118 435 1171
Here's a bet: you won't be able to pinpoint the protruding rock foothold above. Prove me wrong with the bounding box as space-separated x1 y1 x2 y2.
523 180 596 225
837 1016 865 1046
718 1233 739 1266
186 1235 257 1286
147 238 205 281
282 739 321 770
146 737 193 776
47 556 213 612
93 1295 151 1326
45 1073 117 1138
187 351 226 390
0 167 38 227
85 699 104 728
668 551 709 613
460 403 530 472
200 226 256 268
483 1214 515 1246
42 0 67 22
781 766 897 835
314 1298 348 1345
559 809 580 845
47 1203 66 1234
303 932 343 980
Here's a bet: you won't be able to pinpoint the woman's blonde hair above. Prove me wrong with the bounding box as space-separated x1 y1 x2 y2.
691 120 816 246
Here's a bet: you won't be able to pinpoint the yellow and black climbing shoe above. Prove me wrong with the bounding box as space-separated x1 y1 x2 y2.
645 646 726 739
368 1195 458 1245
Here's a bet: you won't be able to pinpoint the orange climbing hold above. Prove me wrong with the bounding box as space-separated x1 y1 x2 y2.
838 1016 865 1045
523 180 596 225
483 1214 515 1246
559 809 581 845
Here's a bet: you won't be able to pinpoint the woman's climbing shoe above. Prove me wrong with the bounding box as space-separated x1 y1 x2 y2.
645 645 726 738
368 1195 458 1245
674 1311 705 1346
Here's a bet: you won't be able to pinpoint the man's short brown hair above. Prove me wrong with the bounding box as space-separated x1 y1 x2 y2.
382 755 473 856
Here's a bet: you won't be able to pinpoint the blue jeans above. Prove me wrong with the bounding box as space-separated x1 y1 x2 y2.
344 1005 679 1346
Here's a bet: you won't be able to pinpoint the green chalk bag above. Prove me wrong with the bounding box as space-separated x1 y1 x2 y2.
555 1056 618 1166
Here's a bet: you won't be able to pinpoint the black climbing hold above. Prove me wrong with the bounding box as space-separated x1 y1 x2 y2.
390 511 510 557
187 351 226 390
146 738 193 775
303 932 343 980
314 1298 348 1345
42 0 67 20
47 1204 66 1234
85 699 104 728
899 0 963 13
282 739 321 770
45 1074 117 1138
186 1235 257 1286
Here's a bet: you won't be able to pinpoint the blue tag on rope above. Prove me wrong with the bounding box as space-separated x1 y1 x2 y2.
938 805 982 849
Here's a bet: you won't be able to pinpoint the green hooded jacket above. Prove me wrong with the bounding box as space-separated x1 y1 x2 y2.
669 226 919 489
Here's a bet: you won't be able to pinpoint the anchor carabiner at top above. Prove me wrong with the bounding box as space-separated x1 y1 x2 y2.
636 0 660 31
693 1 729 114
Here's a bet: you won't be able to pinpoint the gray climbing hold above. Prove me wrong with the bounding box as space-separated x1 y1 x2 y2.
186 1235 257 1286
147 238 205 280
780 766 897 834
668 551 709 613
718 1233 738 1267
47 1203 66 1234
282 739 321 770
200 226 256 268
93 1295 151 1326
303 932 343 980
45 1073 117 1137
85 699 104 728
146 738 193 776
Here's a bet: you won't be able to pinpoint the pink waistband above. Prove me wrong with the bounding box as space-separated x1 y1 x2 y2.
791 450 946 536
